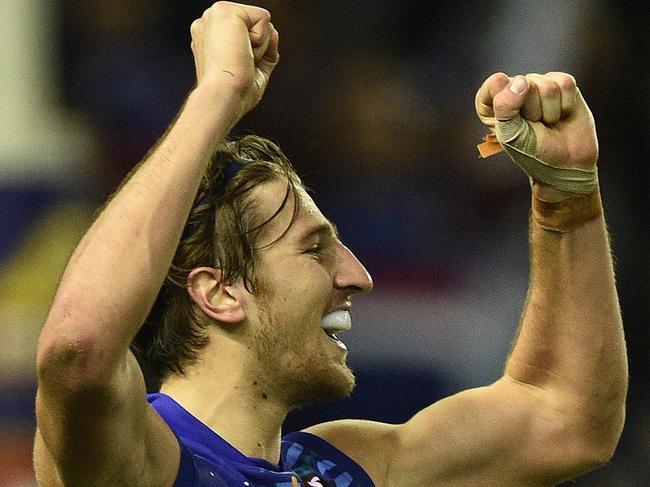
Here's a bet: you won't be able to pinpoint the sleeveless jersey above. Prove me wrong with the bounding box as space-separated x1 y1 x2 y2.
148 393 376 487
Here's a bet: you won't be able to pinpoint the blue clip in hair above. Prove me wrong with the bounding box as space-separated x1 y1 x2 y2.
223 156 253 185
182 157 253 239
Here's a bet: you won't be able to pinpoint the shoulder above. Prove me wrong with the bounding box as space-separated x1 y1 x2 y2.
33 353 180 487
283 421 398 487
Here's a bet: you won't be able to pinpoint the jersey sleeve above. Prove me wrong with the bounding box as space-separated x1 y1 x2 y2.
281 431 376 487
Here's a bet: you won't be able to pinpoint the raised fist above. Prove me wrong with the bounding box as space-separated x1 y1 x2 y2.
476 72 598 173
190 2 279 119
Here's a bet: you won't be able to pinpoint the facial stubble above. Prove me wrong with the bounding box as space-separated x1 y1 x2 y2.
249 297 356 409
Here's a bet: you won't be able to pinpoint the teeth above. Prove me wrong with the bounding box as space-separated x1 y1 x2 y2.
321 310 351 332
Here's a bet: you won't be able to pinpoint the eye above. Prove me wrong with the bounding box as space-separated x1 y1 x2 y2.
305 242 324 256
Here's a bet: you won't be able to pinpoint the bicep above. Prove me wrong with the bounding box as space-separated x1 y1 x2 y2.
391 378 582 486
34 351 179 487
310 379 583 487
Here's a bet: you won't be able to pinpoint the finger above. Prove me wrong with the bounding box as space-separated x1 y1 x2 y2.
256 26 280 80
251 19 272 62
475 72 511 126
190 19 203 80
521 76 542 122
492 75 530 121
190 17 201 36
191 41 200 79
528 73 562 125
235 3 272 30
545 71 578 118
190 17 202 50
263 24 280 64
245 7 271 47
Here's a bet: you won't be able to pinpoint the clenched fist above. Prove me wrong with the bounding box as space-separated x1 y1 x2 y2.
190 1 279 120
476 72 598 174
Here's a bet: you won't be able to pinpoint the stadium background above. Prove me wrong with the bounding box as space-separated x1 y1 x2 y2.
0 1 647 485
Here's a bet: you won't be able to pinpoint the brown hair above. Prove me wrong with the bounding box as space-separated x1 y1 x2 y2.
132 134 303 382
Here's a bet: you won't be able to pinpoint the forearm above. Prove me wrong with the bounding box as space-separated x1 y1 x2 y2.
38 84 239 367
505 183 627 443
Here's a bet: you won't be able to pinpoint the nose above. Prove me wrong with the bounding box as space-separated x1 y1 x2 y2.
333 243 373 293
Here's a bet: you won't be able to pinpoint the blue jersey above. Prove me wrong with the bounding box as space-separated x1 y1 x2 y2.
148 393 376 487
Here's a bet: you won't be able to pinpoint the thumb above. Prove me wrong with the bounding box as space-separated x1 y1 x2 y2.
493 75 529 121
494 76 537 156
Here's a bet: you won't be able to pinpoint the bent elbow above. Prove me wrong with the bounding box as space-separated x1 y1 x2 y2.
589 405 627 465
570 438 619 474
37 333 99 387
561 403 627 474
37 315 117 391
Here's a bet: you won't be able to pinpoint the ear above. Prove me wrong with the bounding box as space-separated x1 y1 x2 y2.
186 267 246 325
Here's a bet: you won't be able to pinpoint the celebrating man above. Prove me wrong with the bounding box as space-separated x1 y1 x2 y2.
34 2 626 486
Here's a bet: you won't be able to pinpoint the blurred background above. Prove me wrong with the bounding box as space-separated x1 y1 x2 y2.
0 0 647 485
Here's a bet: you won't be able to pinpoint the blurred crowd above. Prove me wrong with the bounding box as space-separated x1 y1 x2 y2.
0 1 647 485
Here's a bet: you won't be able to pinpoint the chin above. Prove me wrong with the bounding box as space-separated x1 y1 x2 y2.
285 354 355 408
250 320 356 407
315 362 356 400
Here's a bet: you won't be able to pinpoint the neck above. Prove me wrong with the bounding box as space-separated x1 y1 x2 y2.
159 342 290 465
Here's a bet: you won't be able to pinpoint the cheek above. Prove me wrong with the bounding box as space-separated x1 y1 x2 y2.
267 275 331 330
256 254 333 328
273 260 332 298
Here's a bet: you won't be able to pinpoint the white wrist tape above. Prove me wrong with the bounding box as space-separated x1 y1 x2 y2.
495 115 598 195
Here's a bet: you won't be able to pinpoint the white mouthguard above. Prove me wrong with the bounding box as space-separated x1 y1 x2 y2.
321 310 351 332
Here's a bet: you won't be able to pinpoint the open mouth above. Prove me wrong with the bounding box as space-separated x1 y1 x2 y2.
323 330 347 350
321 310 351 349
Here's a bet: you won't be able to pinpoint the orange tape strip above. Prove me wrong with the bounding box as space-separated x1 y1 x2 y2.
477 132 503 158
532 189 602 232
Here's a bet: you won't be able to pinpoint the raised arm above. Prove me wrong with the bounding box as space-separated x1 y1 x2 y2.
484 72 627 472
307 73 627 486
34 3 279 485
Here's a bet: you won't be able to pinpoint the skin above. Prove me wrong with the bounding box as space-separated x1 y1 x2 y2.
34 2 626 486
162 181 372 463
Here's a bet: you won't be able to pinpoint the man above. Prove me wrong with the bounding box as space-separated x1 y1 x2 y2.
34 2 627 486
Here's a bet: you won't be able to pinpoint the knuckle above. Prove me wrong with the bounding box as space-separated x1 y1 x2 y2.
206 2 230 17
190 19 201 34
259 8 271 21
525 73 542 86
558 74 577 91
538 81 560 97
492 95 511 112
211 1 229 11
491 72 510 85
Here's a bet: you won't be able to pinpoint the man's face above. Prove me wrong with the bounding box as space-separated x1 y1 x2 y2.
245 179 373 408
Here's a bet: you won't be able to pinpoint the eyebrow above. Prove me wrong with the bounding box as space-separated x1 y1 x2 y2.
298 220 340 243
